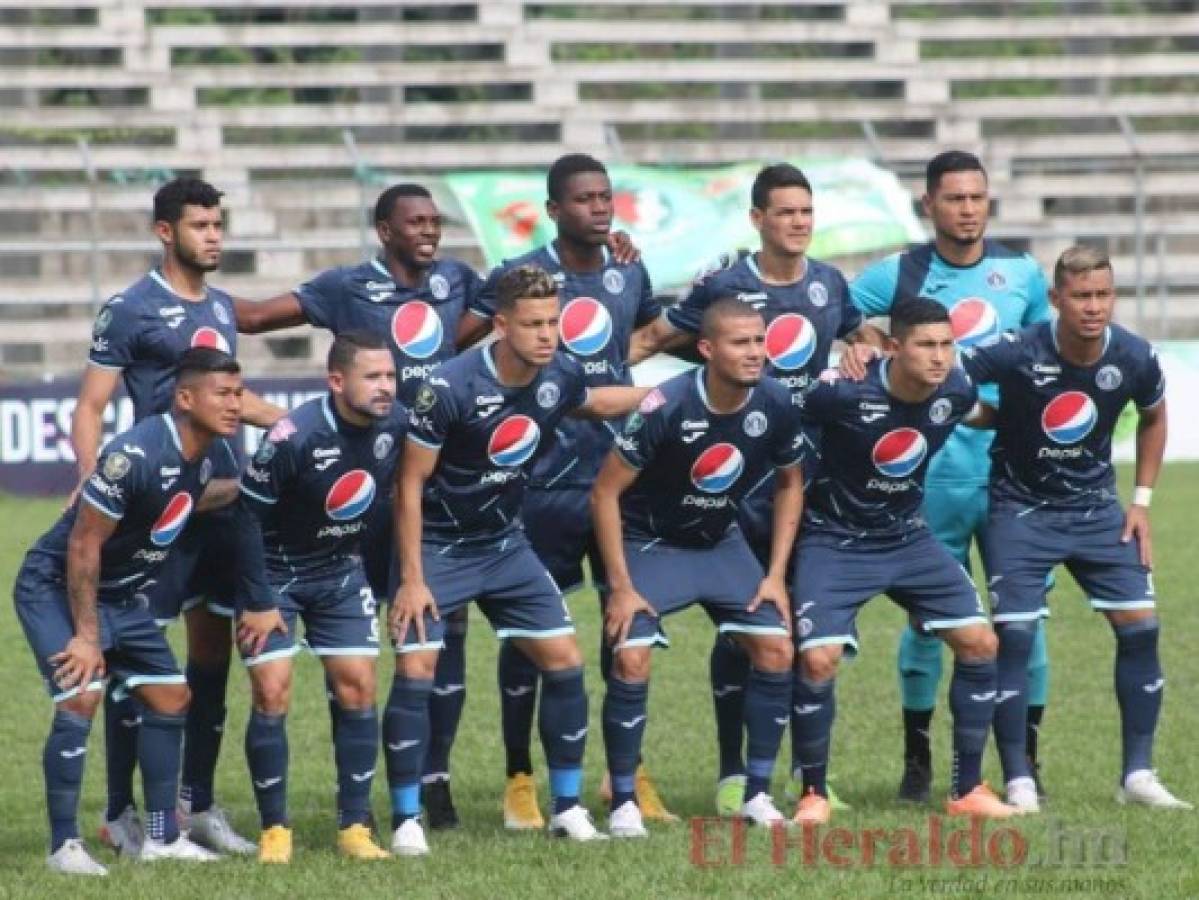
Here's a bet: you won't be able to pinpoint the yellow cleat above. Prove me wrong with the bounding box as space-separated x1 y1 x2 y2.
503 772 545 830
635 765 679 824
258 825 293 864
337 823 390 860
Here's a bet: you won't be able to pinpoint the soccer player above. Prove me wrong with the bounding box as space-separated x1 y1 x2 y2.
630 163 883 814
385 264 648 855
847 150 1052 803
789 298 1013 824
234 331 405 862
15 349 246 874
958 245 1189 811
71 177 277 855
458 154 668 829
592 298 803 837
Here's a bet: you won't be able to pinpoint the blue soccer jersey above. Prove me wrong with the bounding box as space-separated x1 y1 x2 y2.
799 360 978 537
88 270 239 421
406 345 589 545
296 257 482 405
614 368 805 548
960 322 1165 508
851 240 1050 486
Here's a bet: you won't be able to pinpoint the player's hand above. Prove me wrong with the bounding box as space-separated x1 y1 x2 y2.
604 585 655 648
748 574 792 634
839 342 881 381
237 608 287 658
607 230 641 265
391 581 439 647
1121 503 1153 568
50 636 105 692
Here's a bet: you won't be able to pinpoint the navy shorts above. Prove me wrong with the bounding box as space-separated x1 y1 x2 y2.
524 486 605 595
620 529 789 650
241 564 380 666
394 535 573 654
983 498 1153 624
737 423 820 568
792 527 987 655
146 510 239 623
14 562 184 703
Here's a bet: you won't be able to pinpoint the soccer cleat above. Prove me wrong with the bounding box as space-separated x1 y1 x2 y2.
48 839 108 876
391 819 430 857
1116 770 1193 809
98 805 145 857
1005 776 1041 814
422 778 460 830
715 775 747 816
337 823 390 860
792 788 832 826
741 792 786 827
608 800 649 839
549 805 609 842
503 772 545 830
138 834 221 862
257 825 292 864
635 765 679 823
897 756 932 803
188 806 257 855
946 783 1017 819
785 773 852 811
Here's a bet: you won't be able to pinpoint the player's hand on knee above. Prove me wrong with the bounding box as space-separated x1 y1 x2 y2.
392 581 438 646
1121 504 1152 568
50 636 105 691
748 575 792 634
237 608 287 658
838 342 881 381
605 586 654 648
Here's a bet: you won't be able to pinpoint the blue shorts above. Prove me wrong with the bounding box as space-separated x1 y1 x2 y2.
738 424 820 567
792 528 987 655
241 564 380 666
14 563 184 703
146 511 239 623
361 496 394 604
983 498 1153 624
620 529 789 650
524 486 605 595
923 482 989 569
395 535 574 654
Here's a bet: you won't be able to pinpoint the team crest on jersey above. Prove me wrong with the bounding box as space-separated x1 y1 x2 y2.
414 385 438 413
929 398 953 425
625 412 644 433
93 307 113 335
1041 392 1097 444
255 440 277 464
765 314 816 371
743 411 768 438
808 282 828 308
872 428 928 478
690 443 744 494
213 302 231 325
392 301 443 360
488 415 541 467
560 297 613 356
103 452 131 481
200 458 212 485
191 327 231 353
602 269 625 294
374 433 394 460
949 298 1000 349
325 470 376 521
1096 365 1123 391
536 382 560 409
151 492 194 547
987 270 1007 289
429 273 450 301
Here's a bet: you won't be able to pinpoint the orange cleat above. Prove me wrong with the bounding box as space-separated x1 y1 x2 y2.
946 783 1017 819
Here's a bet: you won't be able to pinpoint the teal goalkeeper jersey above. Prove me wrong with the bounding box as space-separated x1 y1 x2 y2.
850 239 1050 487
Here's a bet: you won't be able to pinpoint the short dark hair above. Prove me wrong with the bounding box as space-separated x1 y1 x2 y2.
751 163 812 211
890 297 951 339
175 347 240 386
925 150 987 194
153 177 223 225
374 182 433 223
700 296 765 340
494 264 558 313
328 330 389 372
547 153 608 203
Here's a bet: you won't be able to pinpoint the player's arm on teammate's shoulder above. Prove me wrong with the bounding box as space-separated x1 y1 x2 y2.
606 229 641 265
56 500 118 690
233 292 307 334
628 315 691 365
590 452 654 647
71 365 122 483
391 437 440 645
238 388 286 429
1123 396 1167 567
963 401 997 430
570 385 651 420
838 323 889 381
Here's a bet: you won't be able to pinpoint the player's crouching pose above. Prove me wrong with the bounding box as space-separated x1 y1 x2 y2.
234 332 406 863
592 298 803 837
385 264 649 855
14 349 245 875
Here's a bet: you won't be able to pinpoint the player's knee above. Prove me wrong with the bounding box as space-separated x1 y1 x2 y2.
250 672 292 715
1105 608 1157 630
517 636 583 672
946 624 997 662
330 667 376 708
613 647 651 682
744 636 793 673
395 650 437 682
799 646 841 682
58 689 102 720
142 683 191 716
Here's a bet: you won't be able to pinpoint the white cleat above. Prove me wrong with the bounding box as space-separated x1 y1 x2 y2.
187 806 257 855
1005 776 1041 814
48 839 108 876
549 805 609 842
98 805 145 857
608 800 649 839
1116 770 1193 809
390 819 430 857
741 792 787 827
138 834 221 862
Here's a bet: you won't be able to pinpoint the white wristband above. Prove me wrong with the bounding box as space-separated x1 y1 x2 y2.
1132 486 1153 508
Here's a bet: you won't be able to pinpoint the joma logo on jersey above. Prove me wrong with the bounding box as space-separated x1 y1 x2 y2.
392 301 443 360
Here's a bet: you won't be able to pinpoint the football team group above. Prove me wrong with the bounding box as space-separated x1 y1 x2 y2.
13 149 1190 876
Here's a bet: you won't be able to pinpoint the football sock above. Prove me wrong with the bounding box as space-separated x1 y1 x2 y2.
1113 617 1162 779
1027 619 1050 707
1026 704 1044 764
103 684 140 821
709 634 749 780
333 704 378 828
791 673 835 797
994 620 1036 782
744 668 790 801
948 658 997 797
539 666 587 814
601 677 648 810
384 677 430 827
139 709 185 844
497 640 539 777
426 626 467 779
245 710 289 828
902 708 934 766
898 625 944 712
181 659 228 814
45 710 91 852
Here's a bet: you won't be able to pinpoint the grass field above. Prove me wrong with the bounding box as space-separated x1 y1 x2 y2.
2 466 1197 899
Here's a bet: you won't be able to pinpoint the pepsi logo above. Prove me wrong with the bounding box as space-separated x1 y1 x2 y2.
150 492 194 547
1041 392 1097 445
690 443 745 494
871 428 928 479
392 301 443 360
949 298 1000 348
190 326 230 353
559 297 613 356
487 415 541 467
325 470 377 521
765 314 816 371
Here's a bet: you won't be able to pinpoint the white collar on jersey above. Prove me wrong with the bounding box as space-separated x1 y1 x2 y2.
695 366 753 415
544 241 610 268
162 413 183 453
149 268 208 303
1051 320 1111 358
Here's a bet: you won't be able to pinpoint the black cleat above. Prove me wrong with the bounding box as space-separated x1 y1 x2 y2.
1029 758 1048 802
898 757 932 803
422 779 460 830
